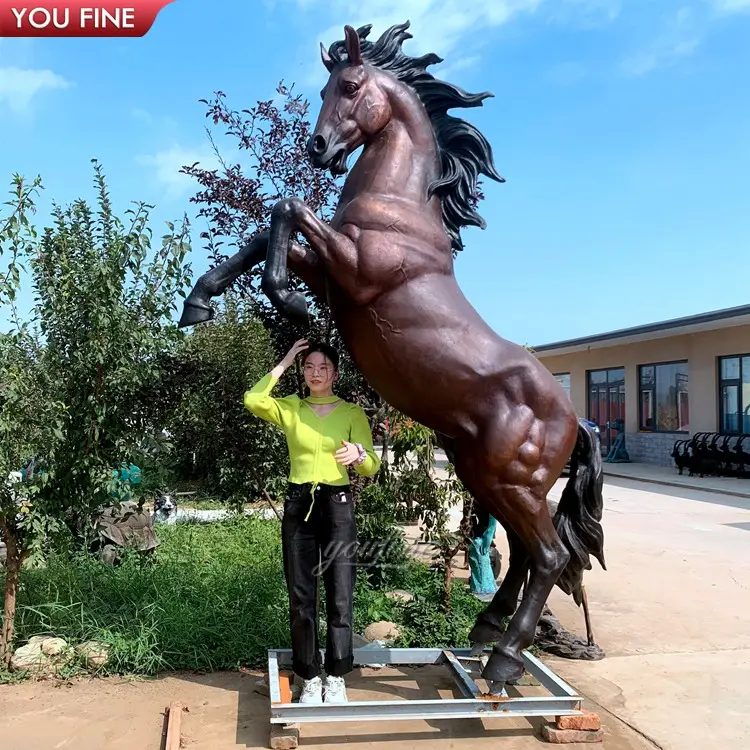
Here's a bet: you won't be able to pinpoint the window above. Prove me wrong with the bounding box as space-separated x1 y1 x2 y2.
554 373 571 401
638 361 689 432
718 355 750 433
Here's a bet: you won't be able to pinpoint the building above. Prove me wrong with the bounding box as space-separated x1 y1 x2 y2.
534 304 750 466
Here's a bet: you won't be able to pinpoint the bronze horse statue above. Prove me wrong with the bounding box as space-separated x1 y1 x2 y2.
179 21 605 691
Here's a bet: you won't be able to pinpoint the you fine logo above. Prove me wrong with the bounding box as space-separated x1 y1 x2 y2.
0 0 174 36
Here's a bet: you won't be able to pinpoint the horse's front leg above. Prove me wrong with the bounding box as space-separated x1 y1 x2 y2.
263 198 356 326
179 229 326 328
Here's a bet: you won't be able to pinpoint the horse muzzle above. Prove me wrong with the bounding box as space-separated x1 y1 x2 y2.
307 135 348 175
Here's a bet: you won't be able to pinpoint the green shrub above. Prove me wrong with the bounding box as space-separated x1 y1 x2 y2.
14 516 288 674
11 517 484 677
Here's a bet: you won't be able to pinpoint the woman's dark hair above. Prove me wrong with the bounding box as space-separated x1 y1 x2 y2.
304 341 340 370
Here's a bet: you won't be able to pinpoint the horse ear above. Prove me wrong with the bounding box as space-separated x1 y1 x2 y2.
320 42 334 72
344 24 362 66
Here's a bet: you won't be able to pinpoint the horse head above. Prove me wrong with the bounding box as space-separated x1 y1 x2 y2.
308 25 395 176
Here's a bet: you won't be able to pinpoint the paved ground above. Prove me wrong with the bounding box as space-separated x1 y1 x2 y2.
601 461 750 499
540 475 750 750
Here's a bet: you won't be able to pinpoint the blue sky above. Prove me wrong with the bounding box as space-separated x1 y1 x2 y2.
1 0 748 346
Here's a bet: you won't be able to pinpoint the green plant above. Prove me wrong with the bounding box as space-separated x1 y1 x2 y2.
159 293 289 507
14 516 288 673
0 164 191 665
8 517 487 677
388 411 470 609
354 481 409 587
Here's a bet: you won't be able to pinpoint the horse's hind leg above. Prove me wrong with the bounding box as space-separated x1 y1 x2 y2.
469 529 529 648
482 486 569 688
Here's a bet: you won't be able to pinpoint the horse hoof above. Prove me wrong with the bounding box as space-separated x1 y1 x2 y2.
283 291 309 328
485 680 507 696
179 301 213 328
469 618 504 645
482 650 525 688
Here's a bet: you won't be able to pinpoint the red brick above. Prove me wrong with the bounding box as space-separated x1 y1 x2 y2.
270 723 300 750
556 710 602 731
542 724 604 744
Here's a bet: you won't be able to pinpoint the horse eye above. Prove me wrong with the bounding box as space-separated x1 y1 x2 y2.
343 82 358 96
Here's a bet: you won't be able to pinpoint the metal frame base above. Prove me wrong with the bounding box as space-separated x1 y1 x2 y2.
267 646 582 730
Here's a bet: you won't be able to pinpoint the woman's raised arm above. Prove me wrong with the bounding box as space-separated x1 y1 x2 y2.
243 339 308 426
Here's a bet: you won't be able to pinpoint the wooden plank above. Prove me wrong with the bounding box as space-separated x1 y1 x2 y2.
278 671 294 704
165 701 183 750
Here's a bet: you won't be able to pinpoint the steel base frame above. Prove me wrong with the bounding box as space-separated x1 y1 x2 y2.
267 646 583 727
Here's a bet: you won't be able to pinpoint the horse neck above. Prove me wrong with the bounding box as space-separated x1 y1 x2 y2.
347 89 440 204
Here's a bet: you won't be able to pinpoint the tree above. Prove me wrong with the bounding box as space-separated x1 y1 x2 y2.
182 84 337 349
182 84 384 401
0 164 192 666
388 411 470 609
161 293 290 507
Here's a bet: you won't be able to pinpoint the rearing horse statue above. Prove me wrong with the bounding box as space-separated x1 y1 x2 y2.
179 21 605 691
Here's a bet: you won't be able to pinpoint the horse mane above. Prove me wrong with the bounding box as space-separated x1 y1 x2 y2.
326 21 504 253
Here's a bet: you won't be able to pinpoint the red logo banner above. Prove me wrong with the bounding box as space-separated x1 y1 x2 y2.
0 0 174 37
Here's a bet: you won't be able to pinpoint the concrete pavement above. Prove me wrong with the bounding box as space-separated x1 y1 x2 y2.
539 477 750 749
601 461 750 499
439 463 750 748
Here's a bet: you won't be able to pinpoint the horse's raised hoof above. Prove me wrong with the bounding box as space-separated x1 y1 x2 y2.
282 291 310 328
179 300 213 328
482 649 525 689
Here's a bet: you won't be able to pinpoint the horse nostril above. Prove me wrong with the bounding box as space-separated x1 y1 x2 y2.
311 135 327 155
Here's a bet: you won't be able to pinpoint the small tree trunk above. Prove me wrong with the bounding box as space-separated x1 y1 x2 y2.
1 527 23 668
442 550 454 613
381 429 389 465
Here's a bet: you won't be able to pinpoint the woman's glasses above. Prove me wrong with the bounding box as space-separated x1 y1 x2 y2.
304 364 332 376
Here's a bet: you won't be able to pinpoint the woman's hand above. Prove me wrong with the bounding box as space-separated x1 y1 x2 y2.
335 440 363 466
278 339 309 371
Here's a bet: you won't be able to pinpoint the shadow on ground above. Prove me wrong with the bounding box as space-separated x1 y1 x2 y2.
175 665 546 748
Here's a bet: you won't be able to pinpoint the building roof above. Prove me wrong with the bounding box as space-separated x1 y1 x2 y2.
534 303 750 358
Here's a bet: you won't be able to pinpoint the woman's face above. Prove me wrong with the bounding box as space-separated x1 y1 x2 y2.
303 351 337 394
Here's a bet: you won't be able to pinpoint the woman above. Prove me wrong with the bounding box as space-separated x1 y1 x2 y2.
244 338 380 704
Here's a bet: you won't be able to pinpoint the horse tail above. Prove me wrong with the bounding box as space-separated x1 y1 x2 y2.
553 418 606 605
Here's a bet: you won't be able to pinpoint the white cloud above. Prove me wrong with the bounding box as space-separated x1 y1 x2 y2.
131 107 153 123
295 0 628 88
137 145 220 200
312 0 543 61
297 0 545 89
0 67 70 113
620 6 701 76
712 0 750 13
434 54 480 80
547 0 622 26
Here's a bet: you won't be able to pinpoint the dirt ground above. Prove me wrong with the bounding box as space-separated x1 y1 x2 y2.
0 664 655 750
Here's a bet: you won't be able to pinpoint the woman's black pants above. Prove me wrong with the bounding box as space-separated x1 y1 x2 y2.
282 482 357 680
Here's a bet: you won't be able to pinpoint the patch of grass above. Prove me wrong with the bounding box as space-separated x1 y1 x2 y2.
14 516 289 674
11 517 485 677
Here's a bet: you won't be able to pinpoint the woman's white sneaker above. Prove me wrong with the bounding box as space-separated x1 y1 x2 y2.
324 675 348 703
299 676 323 704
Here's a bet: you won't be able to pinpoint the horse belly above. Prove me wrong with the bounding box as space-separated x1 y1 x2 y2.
329 275 503 432
329 273 576 446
